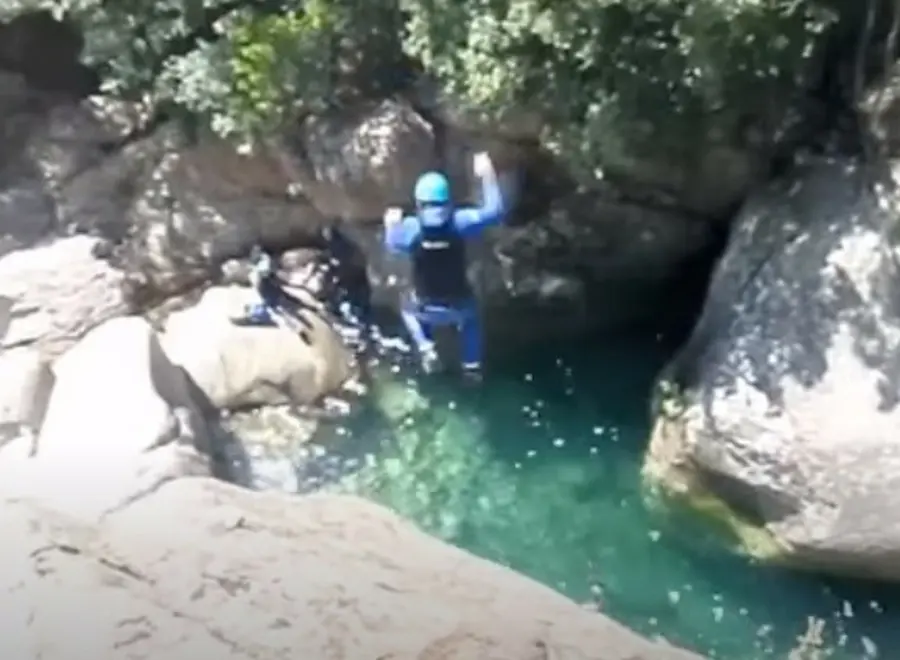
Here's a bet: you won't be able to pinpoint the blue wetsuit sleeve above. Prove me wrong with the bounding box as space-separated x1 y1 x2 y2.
451 175 505 238
384 215 421 254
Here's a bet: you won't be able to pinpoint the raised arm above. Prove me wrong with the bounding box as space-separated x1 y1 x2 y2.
383 211 421 255
452 153 506 238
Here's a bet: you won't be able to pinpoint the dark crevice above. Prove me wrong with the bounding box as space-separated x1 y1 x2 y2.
0 10 98 97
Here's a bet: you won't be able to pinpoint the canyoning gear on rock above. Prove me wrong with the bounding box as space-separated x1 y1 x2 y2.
233 250 306 332
243 301 273 325
240 250 281 323
383 153 505 375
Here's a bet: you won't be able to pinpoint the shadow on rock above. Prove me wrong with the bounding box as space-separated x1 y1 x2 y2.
176 363 254 489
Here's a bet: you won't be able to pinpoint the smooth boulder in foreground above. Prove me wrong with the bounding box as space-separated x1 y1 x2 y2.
23 316 211 520
0 477 704 660
644 157 900 580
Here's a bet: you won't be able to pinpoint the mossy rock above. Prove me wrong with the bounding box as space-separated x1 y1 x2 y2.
642 412 790 563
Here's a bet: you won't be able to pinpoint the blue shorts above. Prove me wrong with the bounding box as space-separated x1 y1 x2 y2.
400 296 482 369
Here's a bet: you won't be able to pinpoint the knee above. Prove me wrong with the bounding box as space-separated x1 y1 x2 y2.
462 308 481 330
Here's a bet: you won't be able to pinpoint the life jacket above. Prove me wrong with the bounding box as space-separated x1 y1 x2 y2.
411 206 470 305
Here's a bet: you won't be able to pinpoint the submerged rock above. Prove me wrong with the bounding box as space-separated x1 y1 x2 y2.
0 476 706 660
644 157 900 580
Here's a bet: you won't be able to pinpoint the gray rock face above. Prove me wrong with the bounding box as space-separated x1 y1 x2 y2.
0 66 718 343
645 157 900 579
0 236 129 359
0 477 705 660
0 347 53 441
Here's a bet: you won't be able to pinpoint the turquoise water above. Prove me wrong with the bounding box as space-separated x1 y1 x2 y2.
306 333 900 660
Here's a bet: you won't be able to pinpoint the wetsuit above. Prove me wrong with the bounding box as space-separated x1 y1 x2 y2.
383 171 504 374
242 252 280 324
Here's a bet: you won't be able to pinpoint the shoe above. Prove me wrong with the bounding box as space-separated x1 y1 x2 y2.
461 362 482 384
231 303 273 326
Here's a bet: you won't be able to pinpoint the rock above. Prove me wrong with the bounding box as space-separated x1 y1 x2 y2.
0 347 53 440
27 95 158 241
416 72 814 218
218 247 322 289
0 79 330 300
27 97 425 303
0 476 706 660
162 286 354 410
117 134 332 297
279 97 439 221
0 70 718 343
0 70 59 256
643 156 900 580
483 190 718 338
859 60 900 158
21 316 211 521
0 235 129 358
0 293 12 340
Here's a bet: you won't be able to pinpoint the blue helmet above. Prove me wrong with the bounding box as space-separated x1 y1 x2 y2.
414 171 451 204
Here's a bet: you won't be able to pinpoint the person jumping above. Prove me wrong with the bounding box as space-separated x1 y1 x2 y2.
382 152 506 380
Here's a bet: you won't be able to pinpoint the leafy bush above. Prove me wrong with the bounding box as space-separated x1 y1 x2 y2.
402 0 839 182
1 0 844 176
0 0 401 141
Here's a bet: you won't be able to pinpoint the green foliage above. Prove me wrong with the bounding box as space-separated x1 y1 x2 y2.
223 3 338 136
8 0 401 142
402 0 840 182
4 0 847 174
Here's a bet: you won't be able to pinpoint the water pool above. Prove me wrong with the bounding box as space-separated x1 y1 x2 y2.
249 333 900 659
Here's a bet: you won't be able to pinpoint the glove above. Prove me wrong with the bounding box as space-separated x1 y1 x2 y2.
384 207 403 228
473 151 493 178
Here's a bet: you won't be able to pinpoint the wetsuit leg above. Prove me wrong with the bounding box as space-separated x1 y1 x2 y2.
458 303 482 373
400 298 436 356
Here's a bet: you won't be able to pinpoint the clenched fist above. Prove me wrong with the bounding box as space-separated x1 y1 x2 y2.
383 207 403 227
472 151 493 177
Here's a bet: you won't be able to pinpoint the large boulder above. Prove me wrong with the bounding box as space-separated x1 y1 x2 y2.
15 316 211 521
279 97 440 221
0 347 53 441
1 65 720 341
0 235 129 358
0 75 436 301
28 96 330 300
162 286 354 410
0 476 705 660
643 157 900 580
